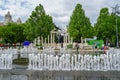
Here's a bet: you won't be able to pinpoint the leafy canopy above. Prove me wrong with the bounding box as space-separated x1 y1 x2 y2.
68 4 93 41
24 4 55 41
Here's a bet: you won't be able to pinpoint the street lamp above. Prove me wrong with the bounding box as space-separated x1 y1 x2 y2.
112 4 120 48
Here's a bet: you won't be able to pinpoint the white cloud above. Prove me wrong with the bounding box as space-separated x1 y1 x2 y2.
0 0 120 28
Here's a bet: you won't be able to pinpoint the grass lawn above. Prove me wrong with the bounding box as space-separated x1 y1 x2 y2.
13 58 29 66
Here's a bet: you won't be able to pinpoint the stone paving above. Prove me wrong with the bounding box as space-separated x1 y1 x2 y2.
0 68 120 80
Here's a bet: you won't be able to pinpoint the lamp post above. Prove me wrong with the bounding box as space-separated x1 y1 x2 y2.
112 4 120 48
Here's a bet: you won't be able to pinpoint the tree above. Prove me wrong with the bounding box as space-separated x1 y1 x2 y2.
109 13 120 46
68 4 93 41
1 23 26 44
24 4 54 41
94 8 120 46
0 26 5 43
0 26 4 37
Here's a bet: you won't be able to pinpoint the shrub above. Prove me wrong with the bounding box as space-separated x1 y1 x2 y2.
67 44 73 49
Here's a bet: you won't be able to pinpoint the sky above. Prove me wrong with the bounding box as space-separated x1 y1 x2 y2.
0 0 119 29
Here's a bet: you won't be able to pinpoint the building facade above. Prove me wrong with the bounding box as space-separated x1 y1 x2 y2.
0 11 22 26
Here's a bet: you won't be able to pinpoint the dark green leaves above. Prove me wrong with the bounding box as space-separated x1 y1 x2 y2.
68 4 93 41
24 4 54 41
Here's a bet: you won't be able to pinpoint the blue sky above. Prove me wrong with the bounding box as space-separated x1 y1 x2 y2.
0 0 119 29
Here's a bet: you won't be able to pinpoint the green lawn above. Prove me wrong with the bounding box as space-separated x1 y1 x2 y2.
13 58 29 65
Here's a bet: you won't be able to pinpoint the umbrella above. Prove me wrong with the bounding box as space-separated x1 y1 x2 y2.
23 41 30 46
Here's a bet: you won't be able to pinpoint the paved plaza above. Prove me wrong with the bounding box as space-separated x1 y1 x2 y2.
0 69 120 80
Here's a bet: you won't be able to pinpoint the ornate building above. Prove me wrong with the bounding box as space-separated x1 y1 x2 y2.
0 11 22 26
4 11 13 24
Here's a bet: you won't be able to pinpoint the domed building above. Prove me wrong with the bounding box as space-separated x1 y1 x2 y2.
16 17 22 24
0 11 22 26
4 11 13 24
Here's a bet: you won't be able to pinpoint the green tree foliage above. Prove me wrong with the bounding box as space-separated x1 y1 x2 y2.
0 26 4 37
1 23 26 44
0 26 4 43
68 4 93 41
109 13 120 45
94 8 120 45
24 4 54 41
94 8 109 41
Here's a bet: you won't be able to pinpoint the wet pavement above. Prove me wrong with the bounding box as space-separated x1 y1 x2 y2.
0 64 120 80
0 69 120 80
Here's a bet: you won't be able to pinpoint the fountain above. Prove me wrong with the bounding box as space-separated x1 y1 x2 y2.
0 48 18 69
0 47 120 80
28 48 120 71
0 47 120 71
0 53 12 69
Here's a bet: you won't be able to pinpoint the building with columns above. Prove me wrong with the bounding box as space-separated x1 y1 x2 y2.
34 27 73 48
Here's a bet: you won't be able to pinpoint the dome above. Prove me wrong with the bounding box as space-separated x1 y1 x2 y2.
4 11 12 23
5 11 11 18
17 17 22 23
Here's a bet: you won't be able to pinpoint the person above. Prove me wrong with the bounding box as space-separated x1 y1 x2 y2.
61 43 63 48
75 42 79 54
103 45 108 54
